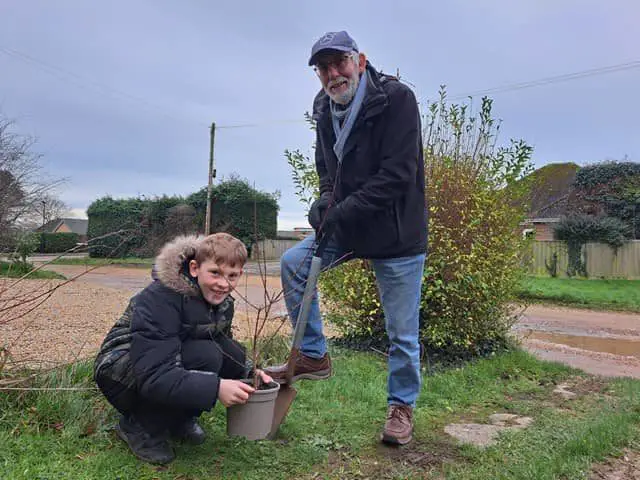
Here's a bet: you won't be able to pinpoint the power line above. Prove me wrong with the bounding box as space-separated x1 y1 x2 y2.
217 119 308 130
430 60 640 103
0 45 308 130
223 60 640 125
3 45 640 129
0 45 209 127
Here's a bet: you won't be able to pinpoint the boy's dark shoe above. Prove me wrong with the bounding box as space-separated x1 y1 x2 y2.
115 416 175 465
170 418 206 445
381 404 413 446
264 352 331 384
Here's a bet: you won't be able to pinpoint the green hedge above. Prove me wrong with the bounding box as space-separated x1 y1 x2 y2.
553 215 631 277
569 161 640 239
86 177 279 258
86 197 149 258
0 232 80 254
187 177 278 249
37 232 80 253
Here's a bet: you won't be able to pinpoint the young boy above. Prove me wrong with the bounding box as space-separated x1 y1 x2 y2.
94 232 271 465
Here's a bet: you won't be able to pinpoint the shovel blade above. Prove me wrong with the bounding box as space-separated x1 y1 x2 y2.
268 384 297 439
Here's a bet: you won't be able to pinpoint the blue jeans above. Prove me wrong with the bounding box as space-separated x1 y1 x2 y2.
280 233 425 407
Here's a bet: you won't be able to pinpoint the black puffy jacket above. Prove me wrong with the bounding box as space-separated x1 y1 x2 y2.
313 62 428 259
93 235 236 412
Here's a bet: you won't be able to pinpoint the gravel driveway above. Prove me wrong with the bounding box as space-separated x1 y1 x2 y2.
2 265 639 378
1 264 288 368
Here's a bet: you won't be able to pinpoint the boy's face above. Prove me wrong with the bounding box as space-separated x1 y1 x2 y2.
188 259 243 305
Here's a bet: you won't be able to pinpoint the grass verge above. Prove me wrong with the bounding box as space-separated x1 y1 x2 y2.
0 261 66 280
0 348 638 479
517 276 640 312
48 257 154 267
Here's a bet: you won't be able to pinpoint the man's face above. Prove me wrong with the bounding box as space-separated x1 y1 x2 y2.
189 259 243 305
315 51 366 105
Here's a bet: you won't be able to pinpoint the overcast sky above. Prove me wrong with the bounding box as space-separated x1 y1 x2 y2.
1 1 639 229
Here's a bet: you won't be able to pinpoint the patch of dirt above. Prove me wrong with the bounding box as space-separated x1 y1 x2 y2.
539 376 612 410
444 414 534 448
561 375 610 398
507 376 612 414
376 437 463 468
589 449 640 480
304 438 462 479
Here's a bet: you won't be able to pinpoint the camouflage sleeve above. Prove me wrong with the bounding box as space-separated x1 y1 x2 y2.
221 299 234 339
190 296 235 340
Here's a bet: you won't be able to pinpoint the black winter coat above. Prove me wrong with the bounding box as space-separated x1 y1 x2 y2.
313 63 428 259
93 235 237 412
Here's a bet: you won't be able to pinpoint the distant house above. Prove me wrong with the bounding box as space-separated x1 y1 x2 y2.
276 227 313 240
520 199 568 241
35 218 89 243
519 163 579 241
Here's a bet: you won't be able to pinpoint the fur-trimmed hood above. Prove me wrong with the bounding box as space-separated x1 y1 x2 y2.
152 234 203 296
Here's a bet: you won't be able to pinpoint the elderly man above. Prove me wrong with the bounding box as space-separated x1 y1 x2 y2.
266 31 427 445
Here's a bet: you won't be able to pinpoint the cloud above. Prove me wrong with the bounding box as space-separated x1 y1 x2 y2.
1 0 639 236
277 210 309 231
67 208 88 219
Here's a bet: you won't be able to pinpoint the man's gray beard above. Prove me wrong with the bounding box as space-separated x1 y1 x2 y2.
325 71 360 105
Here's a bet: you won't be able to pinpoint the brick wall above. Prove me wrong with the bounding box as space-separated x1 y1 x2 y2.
534 223 555 241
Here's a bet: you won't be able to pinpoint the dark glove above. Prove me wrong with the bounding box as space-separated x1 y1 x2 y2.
318 203 344 237
308 193 332 232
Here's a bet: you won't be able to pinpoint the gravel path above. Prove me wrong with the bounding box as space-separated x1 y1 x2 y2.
1 278 132 367
1 265 288 369
3 265 639 378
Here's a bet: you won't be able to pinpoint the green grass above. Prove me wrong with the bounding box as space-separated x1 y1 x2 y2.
0 261 66 279
49 257 154 267
441 379 640 480
517 276 640 312
1 348 638 479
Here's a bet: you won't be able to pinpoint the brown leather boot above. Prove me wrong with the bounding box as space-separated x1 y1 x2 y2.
264 352 332 384
381 404 413 445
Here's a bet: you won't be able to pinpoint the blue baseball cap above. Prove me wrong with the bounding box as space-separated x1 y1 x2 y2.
308 30 359 66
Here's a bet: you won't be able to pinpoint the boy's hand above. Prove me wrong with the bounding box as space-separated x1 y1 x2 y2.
218 379 254 407
255 369 273 385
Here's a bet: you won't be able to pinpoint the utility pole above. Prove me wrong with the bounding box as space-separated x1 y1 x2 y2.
204 122 216 235
41 200 46 227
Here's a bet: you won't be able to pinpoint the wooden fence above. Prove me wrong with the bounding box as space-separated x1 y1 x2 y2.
251 238 640 278
528 240 640 279
251 238 300 261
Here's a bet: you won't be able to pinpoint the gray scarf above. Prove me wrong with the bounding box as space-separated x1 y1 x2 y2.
330 69 369 163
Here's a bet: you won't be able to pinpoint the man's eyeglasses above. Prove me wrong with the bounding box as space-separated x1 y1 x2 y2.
313 53 354 76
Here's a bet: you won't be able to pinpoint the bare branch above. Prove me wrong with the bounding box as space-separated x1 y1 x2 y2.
0 115 68 236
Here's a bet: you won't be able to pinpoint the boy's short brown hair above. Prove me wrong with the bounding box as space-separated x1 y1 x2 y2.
194 232 248 267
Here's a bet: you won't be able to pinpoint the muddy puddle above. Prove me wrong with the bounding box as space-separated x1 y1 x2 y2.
524 331 640 358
